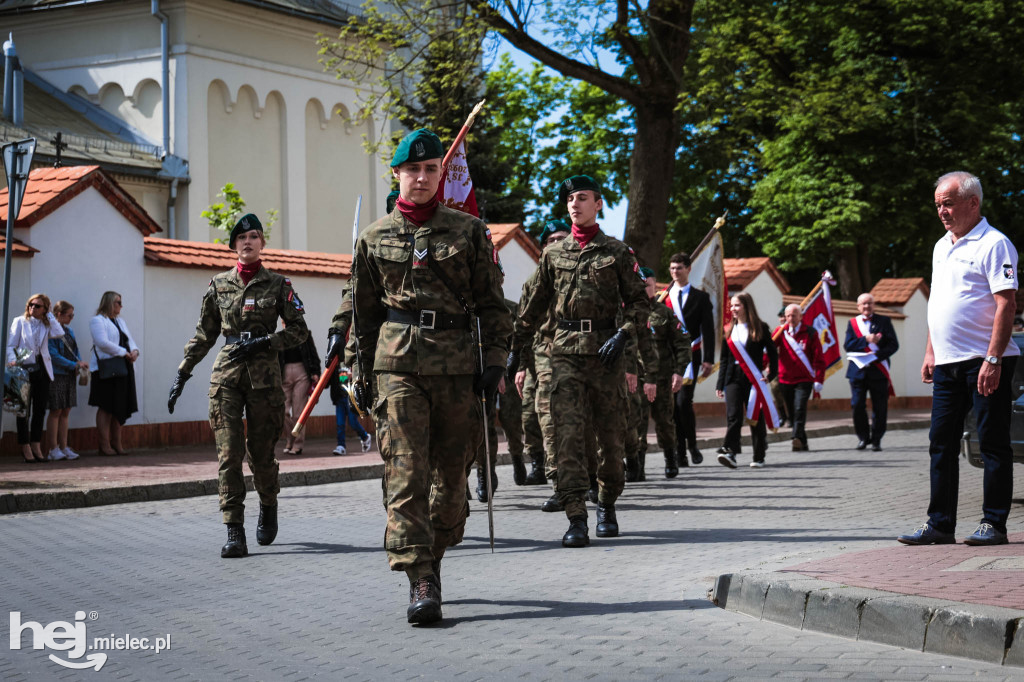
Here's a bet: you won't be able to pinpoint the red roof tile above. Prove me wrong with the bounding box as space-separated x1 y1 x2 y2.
870 277 929 306
0 165 161 236
0 236 38 257
724 257 791 293
782 294 906 320
487 223 541 262
144 238 351 278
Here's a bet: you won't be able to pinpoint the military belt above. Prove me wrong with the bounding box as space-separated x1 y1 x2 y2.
557 318 617 333
223 332 253 345
386 308 470 331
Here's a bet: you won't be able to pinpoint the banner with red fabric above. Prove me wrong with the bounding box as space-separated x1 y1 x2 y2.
801 271 843 380
437 140 478 217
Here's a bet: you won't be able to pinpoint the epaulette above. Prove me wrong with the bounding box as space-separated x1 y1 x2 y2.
654 290 669 304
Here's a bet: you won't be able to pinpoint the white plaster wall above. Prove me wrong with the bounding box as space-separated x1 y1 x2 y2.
147 266 343 424
5 188 147 433
500 241 539 302
897 291 930 397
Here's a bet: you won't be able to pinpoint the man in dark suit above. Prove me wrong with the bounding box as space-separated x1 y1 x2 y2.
664 251 716 472
843 293 899 451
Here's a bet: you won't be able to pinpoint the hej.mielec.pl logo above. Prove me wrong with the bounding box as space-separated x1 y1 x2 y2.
9 610 172 671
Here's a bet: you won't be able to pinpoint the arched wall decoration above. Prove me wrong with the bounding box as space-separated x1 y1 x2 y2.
131 78 161 109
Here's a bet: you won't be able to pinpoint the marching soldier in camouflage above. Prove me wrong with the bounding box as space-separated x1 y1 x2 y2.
332 129 511 625
630 267 691 480
623 321 656 482
510 175 656 547
167 214 309 559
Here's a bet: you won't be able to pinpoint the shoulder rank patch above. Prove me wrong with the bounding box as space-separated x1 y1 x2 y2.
485 228 492 241
288 289 304 312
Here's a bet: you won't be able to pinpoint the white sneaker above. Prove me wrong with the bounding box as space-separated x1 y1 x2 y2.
48 447 67 461
332 445 346 456
749 461 765 468
61 446 80 460
360 433 373 452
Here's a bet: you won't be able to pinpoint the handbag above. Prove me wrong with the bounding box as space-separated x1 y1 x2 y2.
78 364 90 386
93 347 128 379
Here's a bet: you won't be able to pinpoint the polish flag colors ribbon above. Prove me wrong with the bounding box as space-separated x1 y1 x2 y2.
727 333 780 430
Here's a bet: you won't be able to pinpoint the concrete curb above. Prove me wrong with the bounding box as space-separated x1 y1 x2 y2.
0 419 931 514
711 570 1024 668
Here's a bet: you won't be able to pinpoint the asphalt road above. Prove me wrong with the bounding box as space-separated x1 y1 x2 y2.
2 428 1021 681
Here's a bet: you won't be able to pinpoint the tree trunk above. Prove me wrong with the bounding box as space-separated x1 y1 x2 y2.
835 246 865 300
622 104 681 275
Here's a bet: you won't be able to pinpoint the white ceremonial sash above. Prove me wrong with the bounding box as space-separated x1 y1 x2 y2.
683 334 702 383
783 327 816 378
727 334 780 430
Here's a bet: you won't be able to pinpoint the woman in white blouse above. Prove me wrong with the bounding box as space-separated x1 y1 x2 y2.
88 291 140 455
6 293 64 463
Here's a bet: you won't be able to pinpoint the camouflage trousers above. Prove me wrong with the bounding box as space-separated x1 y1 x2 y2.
625 380 650 462
375 372 481 579
521 364 544 461
650 378 677 452
475 381 524 469
549 354 627 519
535 352 597 483
209 371 284 525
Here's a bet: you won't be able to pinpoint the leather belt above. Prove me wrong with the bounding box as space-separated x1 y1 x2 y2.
557 318 617 333
386 308 470 330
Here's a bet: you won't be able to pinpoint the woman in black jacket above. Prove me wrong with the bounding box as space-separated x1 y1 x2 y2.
715 293 778 468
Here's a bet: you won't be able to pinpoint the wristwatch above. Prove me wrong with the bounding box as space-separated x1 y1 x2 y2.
984 355 1002 365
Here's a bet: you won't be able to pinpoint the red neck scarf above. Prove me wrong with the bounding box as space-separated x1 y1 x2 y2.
571 222 600 248
237 260 261 285
396 195 439 227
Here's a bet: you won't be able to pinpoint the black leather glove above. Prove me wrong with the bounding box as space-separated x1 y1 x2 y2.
475 365 504 403
325 330 344 366
353 378 372 414
597 329 629 367
505 350 520 382
226 335 273 363
167 370 191 414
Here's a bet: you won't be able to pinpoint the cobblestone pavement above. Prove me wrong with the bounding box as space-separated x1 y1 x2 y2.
2 428 1021 680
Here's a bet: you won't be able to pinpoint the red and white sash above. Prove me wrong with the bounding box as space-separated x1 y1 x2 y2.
849 316 895 396
781 324 821 398
683 334 702 383
727 327 779 429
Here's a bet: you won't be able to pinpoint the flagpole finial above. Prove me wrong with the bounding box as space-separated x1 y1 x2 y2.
713 210 728 231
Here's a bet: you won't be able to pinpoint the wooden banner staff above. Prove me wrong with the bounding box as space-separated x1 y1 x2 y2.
689 210 728 260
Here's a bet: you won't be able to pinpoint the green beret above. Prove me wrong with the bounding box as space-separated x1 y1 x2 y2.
229 213 264 249
386 190 400 214
391 129 444 167
558 174 602 203
639 266 655 280
539 219 570 246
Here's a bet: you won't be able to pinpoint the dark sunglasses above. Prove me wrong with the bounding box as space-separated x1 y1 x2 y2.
28 303 45 309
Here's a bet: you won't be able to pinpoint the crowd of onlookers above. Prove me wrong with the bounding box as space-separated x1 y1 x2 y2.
6 290 139 463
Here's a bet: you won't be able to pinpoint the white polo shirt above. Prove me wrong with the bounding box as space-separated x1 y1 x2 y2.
927 217 1020 365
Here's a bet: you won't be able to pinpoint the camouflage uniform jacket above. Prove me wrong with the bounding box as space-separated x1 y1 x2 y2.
350 204 511 375
179 266 309 389
515 231 656 368
328 282 359 368
643 294 692 381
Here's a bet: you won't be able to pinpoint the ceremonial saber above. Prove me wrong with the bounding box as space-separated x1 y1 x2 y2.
291 195 363 437
441 100 485 176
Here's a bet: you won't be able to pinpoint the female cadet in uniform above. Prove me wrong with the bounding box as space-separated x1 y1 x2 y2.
167 214 309 558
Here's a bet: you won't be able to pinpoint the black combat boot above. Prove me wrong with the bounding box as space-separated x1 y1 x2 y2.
221 523 248 558
524 453 546 485
677 447 690 468
625 457 640 483
689 443 704 465
637 452 646 481
587 474 599 504
541 492 564 512
256 504 278 546
664 448 679 479
562 515 590 547
476 467 494 503
407 574 442 624
511 455 527 485
596 503 619 538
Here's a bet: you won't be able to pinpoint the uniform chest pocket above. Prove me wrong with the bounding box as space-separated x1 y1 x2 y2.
374 237 413 293
591 256 618 288
434 234 469 261
431 234 472 290
257 297 276 308
376 238 412 263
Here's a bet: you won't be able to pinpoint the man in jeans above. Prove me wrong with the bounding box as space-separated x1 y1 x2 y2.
898 171 1019 547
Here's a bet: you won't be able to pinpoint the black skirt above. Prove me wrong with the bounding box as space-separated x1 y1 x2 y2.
88 362 138 424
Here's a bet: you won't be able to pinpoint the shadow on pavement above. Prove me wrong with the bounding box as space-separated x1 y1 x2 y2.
423 597 715 627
